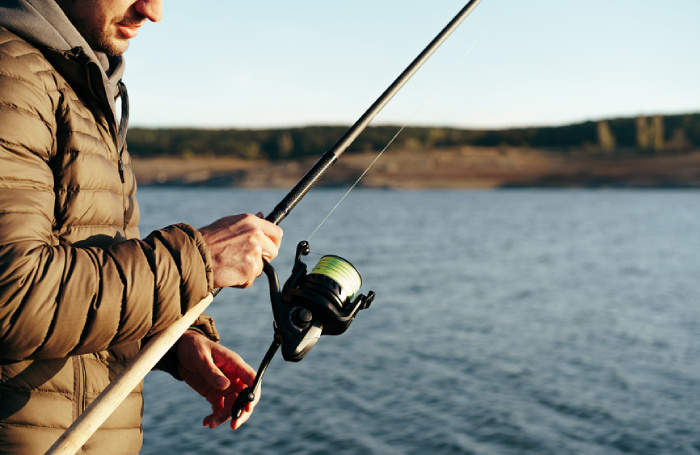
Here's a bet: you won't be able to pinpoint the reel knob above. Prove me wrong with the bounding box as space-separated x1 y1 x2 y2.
291 306 313 329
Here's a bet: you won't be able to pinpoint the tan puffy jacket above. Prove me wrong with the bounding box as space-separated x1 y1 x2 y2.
0 28 218 454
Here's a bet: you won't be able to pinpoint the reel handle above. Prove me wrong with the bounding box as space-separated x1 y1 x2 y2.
231 335 280 420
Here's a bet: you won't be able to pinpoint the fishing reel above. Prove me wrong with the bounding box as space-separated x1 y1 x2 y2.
270 240 375 361
231 240 375 419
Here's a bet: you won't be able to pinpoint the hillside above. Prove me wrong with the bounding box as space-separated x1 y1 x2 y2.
128 113 700 189
131 146 700 189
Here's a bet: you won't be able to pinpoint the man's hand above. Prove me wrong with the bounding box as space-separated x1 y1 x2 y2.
199 213 283 289
176 330 259 430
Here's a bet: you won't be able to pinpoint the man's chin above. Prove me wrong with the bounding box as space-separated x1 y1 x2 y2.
89 34 129 57
102 40 129 57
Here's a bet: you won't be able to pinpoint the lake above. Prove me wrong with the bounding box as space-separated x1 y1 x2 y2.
136 188 700 455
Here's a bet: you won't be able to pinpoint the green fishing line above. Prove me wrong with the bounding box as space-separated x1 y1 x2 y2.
310 255 362 300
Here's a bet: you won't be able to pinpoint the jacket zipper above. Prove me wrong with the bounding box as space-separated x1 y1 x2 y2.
73 356 87 421
116 82 129 232
112 96 127 231
116 141 128 232
118 157 125 183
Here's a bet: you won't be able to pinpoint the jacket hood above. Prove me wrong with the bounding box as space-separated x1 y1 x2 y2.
0 0 125 117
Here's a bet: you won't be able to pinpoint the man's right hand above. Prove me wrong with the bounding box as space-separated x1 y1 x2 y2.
199 213 283 289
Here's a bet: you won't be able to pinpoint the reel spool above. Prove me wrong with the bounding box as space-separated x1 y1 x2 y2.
231 240 375 420
309 255 362 307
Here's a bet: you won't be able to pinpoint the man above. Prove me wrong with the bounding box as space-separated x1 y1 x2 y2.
0 0 283 453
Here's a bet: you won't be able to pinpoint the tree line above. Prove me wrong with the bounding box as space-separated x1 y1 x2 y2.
126 113 700 160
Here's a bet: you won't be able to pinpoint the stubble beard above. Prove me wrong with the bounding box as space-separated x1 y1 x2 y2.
72 16 130 57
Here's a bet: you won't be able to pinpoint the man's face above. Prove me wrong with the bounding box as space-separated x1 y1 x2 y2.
56 0 162 56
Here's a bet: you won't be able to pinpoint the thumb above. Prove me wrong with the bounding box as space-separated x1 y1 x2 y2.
202 360 231 390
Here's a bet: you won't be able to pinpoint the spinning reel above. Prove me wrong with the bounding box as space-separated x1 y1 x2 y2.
231 240 375 419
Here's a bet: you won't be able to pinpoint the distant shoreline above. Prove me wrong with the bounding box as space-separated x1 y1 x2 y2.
131 147 700 189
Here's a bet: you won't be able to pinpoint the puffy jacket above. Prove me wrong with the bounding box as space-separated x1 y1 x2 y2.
0 27 218 454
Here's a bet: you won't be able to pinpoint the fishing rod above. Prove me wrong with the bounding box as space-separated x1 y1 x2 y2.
46 1 484 453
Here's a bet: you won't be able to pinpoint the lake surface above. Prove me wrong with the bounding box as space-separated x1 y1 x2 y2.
136 188 700 454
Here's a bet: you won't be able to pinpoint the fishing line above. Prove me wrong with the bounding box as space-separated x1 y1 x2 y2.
306 127 404 241
306 21 492 242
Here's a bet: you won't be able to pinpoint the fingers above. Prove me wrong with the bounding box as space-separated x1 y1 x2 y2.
199 212 283 288
256 215 283 258
203 342 259 429
178 332 261 430
202 396 225 428
203 381 260 430
253 225 282 265
213 343 256 385
203 361 231 391
179 332 233 391
229 387 261 430
202 382 260 429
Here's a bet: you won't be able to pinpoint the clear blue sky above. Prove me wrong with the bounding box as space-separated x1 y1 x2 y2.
123 0 700 130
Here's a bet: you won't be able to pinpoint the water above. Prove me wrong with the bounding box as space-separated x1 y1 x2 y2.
136 188 700 454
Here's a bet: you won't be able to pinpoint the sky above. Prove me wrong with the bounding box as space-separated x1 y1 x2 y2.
122 0 700 130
